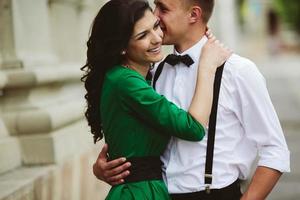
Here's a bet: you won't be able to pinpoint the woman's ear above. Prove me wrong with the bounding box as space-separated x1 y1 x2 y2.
189 6 202 23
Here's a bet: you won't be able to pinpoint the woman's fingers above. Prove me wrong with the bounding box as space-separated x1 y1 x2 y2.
208 36 217 43
205 26 211 35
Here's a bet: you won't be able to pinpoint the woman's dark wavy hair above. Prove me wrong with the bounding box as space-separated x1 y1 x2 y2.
81 0 151 143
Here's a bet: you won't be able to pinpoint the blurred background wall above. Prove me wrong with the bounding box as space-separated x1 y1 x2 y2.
0 0 299 200
0 0 110 199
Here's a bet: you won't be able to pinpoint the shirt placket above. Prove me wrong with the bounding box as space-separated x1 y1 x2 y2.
172 65 185 108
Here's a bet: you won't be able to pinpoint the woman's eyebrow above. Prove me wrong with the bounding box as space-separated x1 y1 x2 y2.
132 20 158 39
133 29 149 39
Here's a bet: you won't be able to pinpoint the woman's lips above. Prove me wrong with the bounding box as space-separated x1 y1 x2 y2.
148 46 161 53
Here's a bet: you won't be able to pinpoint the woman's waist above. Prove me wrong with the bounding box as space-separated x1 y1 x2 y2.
115 156 164 184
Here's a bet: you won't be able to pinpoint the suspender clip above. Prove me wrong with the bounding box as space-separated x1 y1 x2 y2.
205 185 211 194
204 174 213 194
205 174 213 179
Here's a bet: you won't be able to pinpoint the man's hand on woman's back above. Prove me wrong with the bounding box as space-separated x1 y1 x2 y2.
93 144 131 185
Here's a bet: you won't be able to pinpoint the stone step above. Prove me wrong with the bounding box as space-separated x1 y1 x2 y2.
0 166 52 200
3 99 84 135
0 146 110 200
0 137 21 174
1 65 81 89
19 120 92 165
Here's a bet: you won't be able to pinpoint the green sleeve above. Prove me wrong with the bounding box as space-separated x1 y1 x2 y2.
117 72 205 141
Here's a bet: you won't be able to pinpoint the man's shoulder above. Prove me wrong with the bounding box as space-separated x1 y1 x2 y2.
223 54 265 88
224 53 262 78
225 53 257 71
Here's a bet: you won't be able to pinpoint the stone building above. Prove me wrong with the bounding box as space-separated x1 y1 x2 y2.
0 0 110 199
0 0 260 199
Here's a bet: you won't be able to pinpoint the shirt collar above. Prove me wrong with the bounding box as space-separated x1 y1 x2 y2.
174 36 208 63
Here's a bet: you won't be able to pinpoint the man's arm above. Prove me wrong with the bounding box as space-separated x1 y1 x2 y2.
241 166 282 200
230 57 290 199
93 144 131 185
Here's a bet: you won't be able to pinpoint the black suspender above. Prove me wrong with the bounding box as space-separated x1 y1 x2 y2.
204 63 225 193
152 61 165 90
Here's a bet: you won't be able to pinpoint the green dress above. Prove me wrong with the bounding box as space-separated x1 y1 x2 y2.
101 65 205 200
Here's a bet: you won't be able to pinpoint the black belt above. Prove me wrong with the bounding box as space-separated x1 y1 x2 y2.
123 156 163 183
170 179 242 200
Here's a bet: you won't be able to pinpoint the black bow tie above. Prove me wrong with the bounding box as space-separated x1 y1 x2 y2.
164 54 194 67
152 54 194 90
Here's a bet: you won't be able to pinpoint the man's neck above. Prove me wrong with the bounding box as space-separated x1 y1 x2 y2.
175 26 206 53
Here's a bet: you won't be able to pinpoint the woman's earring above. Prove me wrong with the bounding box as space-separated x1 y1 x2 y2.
121 50 126 55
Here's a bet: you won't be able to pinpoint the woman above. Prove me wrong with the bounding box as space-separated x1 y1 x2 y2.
81 0 230 199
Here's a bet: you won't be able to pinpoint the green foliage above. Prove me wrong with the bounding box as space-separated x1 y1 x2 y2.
274 0 300 34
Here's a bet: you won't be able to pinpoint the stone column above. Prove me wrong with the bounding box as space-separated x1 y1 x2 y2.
0 0 92 166
0 0 22 69
48 0 106 63
77 0 107 63
0 4 22 172
210 0 240 51
49 0 83 63
0 0 58 69
0 117 21 175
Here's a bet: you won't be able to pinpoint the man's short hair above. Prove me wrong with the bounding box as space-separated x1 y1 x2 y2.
188 0 215 23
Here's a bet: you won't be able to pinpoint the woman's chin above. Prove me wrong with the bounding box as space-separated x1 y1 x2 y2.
149 54 164 63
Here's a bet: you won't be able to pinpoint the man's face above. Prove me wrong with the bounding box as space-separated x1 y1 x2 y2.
154 0 190 45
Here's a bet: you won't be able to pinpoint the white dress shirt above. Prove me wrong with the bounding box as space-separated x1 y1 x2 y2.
155 36 290 194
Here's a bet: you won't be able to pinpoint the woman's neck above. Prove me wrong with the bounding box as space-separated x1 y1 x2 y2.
124 61 150 78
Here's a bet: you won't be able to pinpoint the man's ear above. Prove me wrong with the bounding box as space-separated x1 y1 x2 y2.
189 6 202 23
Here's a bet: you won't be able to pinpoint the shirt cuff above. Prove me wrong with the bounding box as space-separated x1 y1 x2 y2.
258 148 290 173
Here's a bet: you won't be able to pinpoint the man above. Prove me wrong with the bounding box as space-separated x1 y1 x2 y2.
93 0 290 199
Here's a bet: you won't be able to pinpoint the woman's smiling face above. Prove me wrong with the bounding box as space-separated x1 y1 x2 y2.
125 10 164 66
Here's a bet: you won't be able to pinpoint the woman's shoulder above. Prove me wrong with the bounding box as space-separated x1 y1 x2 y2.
106 65 147 90
107 65 142 78
106 65 127 79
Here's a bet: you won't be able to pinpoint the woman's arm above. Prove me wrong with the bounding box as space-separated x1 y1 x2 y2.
189 35 231 127
118 72 205 141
